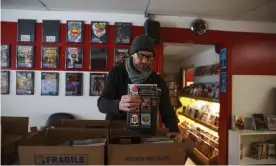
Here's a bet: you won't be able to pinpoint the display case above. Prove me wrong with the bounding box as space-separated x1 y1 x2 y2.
177 86 220 165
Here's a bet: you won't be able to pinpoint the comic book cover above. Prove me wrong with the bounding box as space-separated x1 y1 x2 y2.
1 71 10 94
127 84 157 132
1 45 10 68
114 48 129 66
115 22 131 44
65 73 83 96
67 21 83 43
41 72 59 96
16 71 34 95
17 45 34 68
91 21 108 44
66 47 83 69
42 46 59 68
89 73 107 96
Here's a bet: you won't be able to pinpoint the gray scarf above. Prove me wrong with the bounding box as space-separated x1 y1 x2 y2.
125 57 152 84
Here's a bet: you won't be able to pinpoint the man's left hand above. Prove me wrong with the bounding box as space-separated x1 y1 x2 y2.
167 132 182 142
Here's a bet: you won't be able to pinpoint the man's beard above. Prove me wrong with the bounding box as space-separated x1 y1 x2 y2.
134 63 151 71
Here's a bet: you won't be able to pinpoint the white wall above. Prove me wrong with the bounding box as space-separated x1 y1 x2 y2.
1 70 107 128
232 75 276 129
181 47 219 83
163 59 182 73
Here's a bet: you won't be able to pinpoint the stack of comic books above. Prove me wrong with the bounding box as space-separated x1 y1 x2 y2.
127 84 158 134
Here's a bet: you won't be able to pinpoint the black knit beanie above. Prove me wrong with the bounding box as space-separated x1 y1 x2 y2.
129 34 155 56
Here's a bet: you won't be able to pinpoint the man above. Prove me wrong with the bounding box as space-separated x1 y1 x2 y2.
97 34 181 141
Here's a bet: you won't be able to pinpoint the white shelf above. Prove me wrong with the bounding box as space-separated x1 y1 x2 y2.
233 129 276 136
240 157 276 165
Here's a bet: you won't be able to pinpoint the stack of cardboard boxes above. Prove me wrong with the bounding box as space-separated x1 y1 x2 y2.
2 118 187 165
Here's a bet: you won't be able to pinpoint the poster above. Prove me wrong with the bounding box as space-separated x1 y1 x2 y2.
42 46 59 68
221 72 227 92
17 45 34 68
1 45 10 68
89 73 107 96
41 72 59 96
115 22 131 44
91 22 108 43
114 48 129 66
66 47 83 69
67 21 83 43
1 71 9 94
220 48 227 69
65 73 83 96
16 71 34 95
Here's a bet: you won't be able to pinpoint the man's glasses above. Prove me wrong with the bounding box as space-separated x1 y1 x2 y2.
137 52 154 61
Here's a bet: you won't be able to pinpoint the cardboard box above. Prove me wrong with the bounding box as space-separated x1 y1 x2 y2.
1 116 29 165
107 129 186 165
18 128 108 165
55 119 128 129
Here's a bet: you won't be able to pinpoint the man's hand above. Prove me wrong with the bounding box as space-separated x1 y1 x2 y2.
119 95 141 112
167 132 182 143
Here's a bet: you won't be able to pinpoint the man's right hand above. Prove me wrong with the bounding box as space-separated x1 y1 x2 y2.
119 95 141 112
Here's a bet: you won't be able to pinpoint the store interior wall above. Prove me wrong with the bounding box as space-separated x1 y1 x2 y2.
232 75 276 129
1 9 276 129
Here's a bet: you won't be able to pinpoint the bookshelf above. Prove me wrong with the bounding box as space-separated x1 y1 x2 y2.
178 94 219 103
228 130 276 165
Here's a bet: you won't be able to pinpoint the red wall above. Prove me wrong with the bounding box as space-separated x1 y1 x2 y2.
1 21 158 72
184 67 194 86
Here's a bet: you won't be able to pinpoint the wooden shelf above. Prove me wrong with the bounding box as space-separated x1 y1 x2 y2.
178 94 219 103
231 129 276 136
240 157 276 165
179 113 218 132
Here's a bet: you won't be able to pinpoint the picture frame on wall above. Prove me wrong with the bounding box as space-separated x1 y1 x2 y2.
1 44 11 68
17 19 36 42
42 20 60 42
66 20 84 43
16 71 34 95
41 72 59 96
65 73 83 96
91 21 108 44
114 48 129 66
115 22 132 44
89 72 107 96
41 46 59 69
90 47 108 70
16 45 35 68
1 71 10 95
65 46 83 69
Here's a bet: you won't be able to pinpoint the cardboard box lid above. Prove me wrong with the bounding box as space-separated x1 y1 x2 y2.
1 116 29 135
55 119 109 128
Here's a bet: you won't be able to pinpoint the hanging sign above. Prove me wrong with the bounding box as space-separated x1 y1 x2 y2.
220 48 227 69
221 72 227 92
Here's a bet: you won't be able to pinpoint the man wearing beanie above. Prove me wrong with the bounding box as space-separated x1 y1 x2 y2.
97 34 181 141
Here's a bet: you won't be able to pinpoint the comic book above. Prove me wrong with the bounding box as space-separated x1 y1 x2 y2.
115 22 131 44
90 47 108 70
17 45 34 68
1 71 10 94
91 22 108 44
41 72 59 96
127 84 157 133
89 73 107 96
67 21 83 43
42 46 59 68
16 71 34 95
114 48 129 66
1 45 10 68
66 47 83 69
65 73 83 96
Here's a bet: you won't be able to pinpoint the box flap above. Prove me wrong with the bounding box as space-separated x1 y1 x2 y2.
1 116 29 135
55 120 109 129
